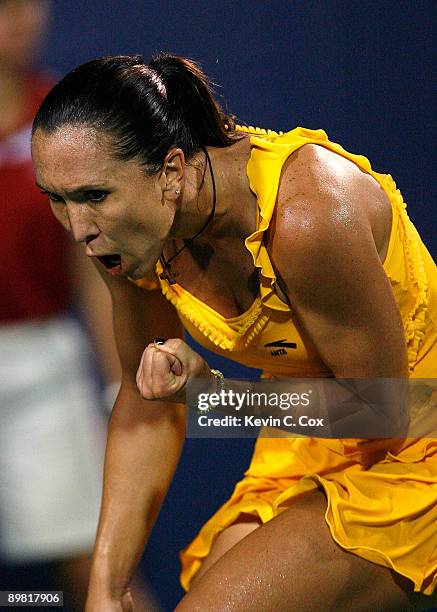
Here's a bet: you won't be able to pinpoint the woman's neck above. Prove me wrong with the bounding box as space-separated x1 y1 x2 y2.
172 135 256 245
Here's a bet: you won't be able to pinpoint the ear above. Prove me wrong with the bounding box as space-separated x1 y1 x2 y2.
159 147 185 201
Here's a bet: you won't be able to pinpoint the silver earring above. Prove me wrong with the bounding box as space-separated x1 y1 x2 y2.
175 189 180 196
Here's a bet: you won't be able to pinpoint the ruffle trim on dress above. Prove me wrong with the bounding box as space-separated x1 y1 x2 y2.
243 126 342 314
235 124 283 137
380 174 429 373
159 280 234 350
240 124 429 371
157 267 270 351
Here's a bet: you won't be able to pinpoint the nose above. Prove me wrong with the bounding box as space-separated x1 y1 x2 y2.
66 203 99 244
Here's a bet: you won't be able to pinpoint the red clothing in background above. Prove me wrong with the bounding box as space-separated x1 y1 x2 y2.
0 74 70 322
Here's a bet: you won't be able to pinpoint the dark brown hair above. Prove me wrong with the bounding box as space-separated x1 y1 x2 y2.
32 53 241 173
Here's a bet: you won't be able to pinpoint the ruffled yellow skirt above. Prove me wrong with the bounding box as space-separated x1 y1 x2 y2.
180 400 437 595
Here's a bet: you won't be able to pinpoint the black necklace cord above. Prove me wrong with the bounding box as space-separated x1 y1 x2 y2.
159 147 216 285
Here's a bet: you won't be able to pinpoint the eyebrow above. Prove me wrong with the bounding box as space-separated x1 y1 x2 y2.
36 182 108 195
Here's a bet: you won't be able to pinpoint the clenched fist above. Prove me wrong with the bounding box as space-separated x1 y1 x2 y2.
136 338 213 403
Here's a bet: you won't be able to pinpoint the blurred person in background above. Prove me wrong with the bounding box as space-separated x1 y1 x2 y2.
0 1 159 610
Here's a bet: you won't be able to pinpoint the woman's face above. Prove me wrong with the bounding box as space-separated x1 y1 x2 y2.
31 125 174 280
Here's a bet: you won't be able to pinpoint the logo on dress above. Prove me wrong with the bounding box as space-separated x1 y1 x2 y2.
264 339 297 356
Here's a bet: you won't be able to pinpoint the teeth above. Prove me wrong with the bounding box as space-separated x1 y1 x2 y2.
98 254 121 269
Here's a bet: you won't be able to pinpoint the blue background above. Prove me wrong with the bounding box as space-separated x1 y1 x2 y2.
35 1 436 609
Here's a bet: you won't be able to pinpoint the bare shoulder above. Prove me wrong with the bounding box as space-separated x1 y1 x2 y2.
273 143 392 265
269 144 406 377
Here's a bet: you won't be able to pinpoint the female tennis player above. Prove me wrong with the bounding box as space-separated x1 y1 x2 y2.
31 54 436 611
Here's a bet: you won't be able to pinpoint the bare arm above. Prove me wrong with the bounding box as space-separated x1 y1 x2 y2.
87 263 185 607
68 240 122 384
271 144 407 378
270 144 408 435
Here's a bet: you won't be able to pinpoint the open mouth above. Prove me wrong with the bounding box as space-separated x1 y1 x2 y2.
97 254 122 270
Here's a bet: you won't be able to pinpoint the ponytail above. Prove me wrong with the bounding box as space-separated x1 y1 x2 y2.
33 53 241 173
149 54 237 152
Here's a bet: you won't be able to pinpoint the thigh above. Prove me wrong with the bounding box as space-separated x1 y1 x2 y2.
193 515 261 584
177 489 434 612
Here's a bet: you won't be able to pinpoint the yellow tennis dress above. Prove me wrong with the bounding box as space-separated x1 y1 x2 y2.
137 126 437 595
